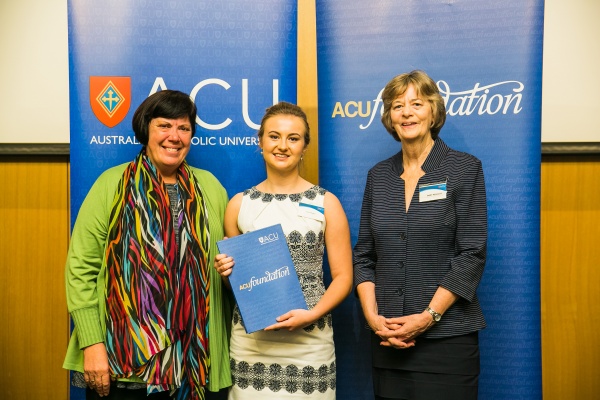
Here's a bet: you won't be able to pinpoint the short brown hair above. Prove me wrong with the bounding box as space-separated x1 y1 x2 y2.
380 70 446 141
132 90 197 145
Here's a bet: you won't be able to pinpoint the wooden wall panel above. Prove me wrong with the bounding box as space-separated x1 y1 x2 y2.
541 155 600 399
298 0 319 184
0 157 69 400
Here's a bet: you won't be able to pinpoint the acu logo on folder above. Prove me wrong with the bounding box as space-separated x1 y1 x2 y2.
217 224 307 333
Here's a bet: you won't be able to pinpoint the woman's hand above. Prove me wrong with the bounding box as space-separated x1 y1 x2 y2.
376 311 434 349
264 309 318 331
83 342 111 396
365 313 415 349
214 253 234 277
365 313 388 334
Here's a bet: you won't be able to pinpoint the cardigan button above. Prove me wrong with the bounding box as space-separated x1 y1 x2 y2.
399 232 406 240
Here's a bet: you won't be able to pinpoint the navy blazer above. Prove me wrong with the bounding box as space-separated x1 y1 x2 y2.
353 138 487 339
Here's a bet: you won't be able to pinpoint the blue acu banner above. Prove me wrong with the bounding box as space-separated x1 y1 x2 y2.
68 1 296 398
316 1 543 399
69 0 297 215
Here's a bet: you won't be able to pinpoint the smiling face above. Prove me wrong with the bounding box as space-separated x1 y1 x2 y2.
145 116 192 182
389 84 434 144
259 114 307 173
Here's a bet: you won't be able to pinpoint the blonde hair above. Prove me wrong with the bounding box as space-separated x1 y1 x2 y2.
257 101 310 146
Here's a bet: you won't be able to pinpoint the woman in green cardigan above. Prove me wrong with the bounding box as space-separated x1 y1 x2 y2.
64 90 232 400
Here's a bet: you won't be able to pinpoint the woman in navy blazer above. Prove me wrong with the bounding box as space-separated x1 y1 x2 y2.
353 70 487 400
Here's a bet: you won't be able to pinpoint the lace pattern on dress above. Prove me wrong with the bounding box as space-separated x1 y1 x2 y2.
243 186 327 204
230 359 336 394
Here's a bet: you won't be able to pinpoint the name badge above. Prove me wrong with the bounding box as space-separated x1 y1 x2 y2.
419 180 447 203
298 201 325 221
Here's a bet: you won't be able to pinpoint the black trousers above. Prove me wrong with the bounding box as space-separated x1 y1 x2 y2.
86 385 228 400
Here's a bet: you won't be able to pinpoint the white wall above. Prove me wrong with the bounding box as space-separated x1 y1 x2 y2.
0 0 69 144
542 0 600 143
0 0 597 144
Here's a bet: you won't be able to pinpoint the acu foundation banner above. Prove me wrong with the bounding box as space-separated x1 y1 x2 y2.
68 0 297 398
316 1 543 398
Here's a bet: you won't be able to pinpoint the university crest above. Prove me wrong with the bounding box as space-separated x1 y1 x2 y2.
90 76 131 128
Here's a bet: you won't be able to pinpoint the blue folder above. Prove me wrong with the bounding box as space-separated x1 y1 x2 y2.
217 224 307 333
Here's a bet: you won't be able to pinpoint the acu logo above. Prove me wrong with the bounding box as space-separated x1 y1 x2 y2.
90 77 131 128
258 232 279 245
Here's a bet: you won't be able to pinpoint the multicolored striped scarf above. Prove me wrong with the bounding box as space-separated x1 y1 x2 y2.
104 151 210 399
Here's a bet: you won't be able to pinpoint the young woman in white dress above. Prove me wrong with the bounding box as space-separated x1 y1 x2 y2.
214 102 353 399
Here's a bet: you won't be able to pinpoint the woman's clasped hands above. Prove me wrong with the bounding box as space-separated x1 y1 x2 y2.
371 311 436 350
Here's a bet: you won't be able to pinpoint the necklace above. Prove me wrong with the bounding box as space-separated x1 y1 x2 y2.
403 140 434 171
420 140 434 158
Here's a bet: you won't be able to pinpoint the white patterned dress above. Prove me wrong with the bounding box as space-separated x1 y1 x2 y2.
228 185 336 399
